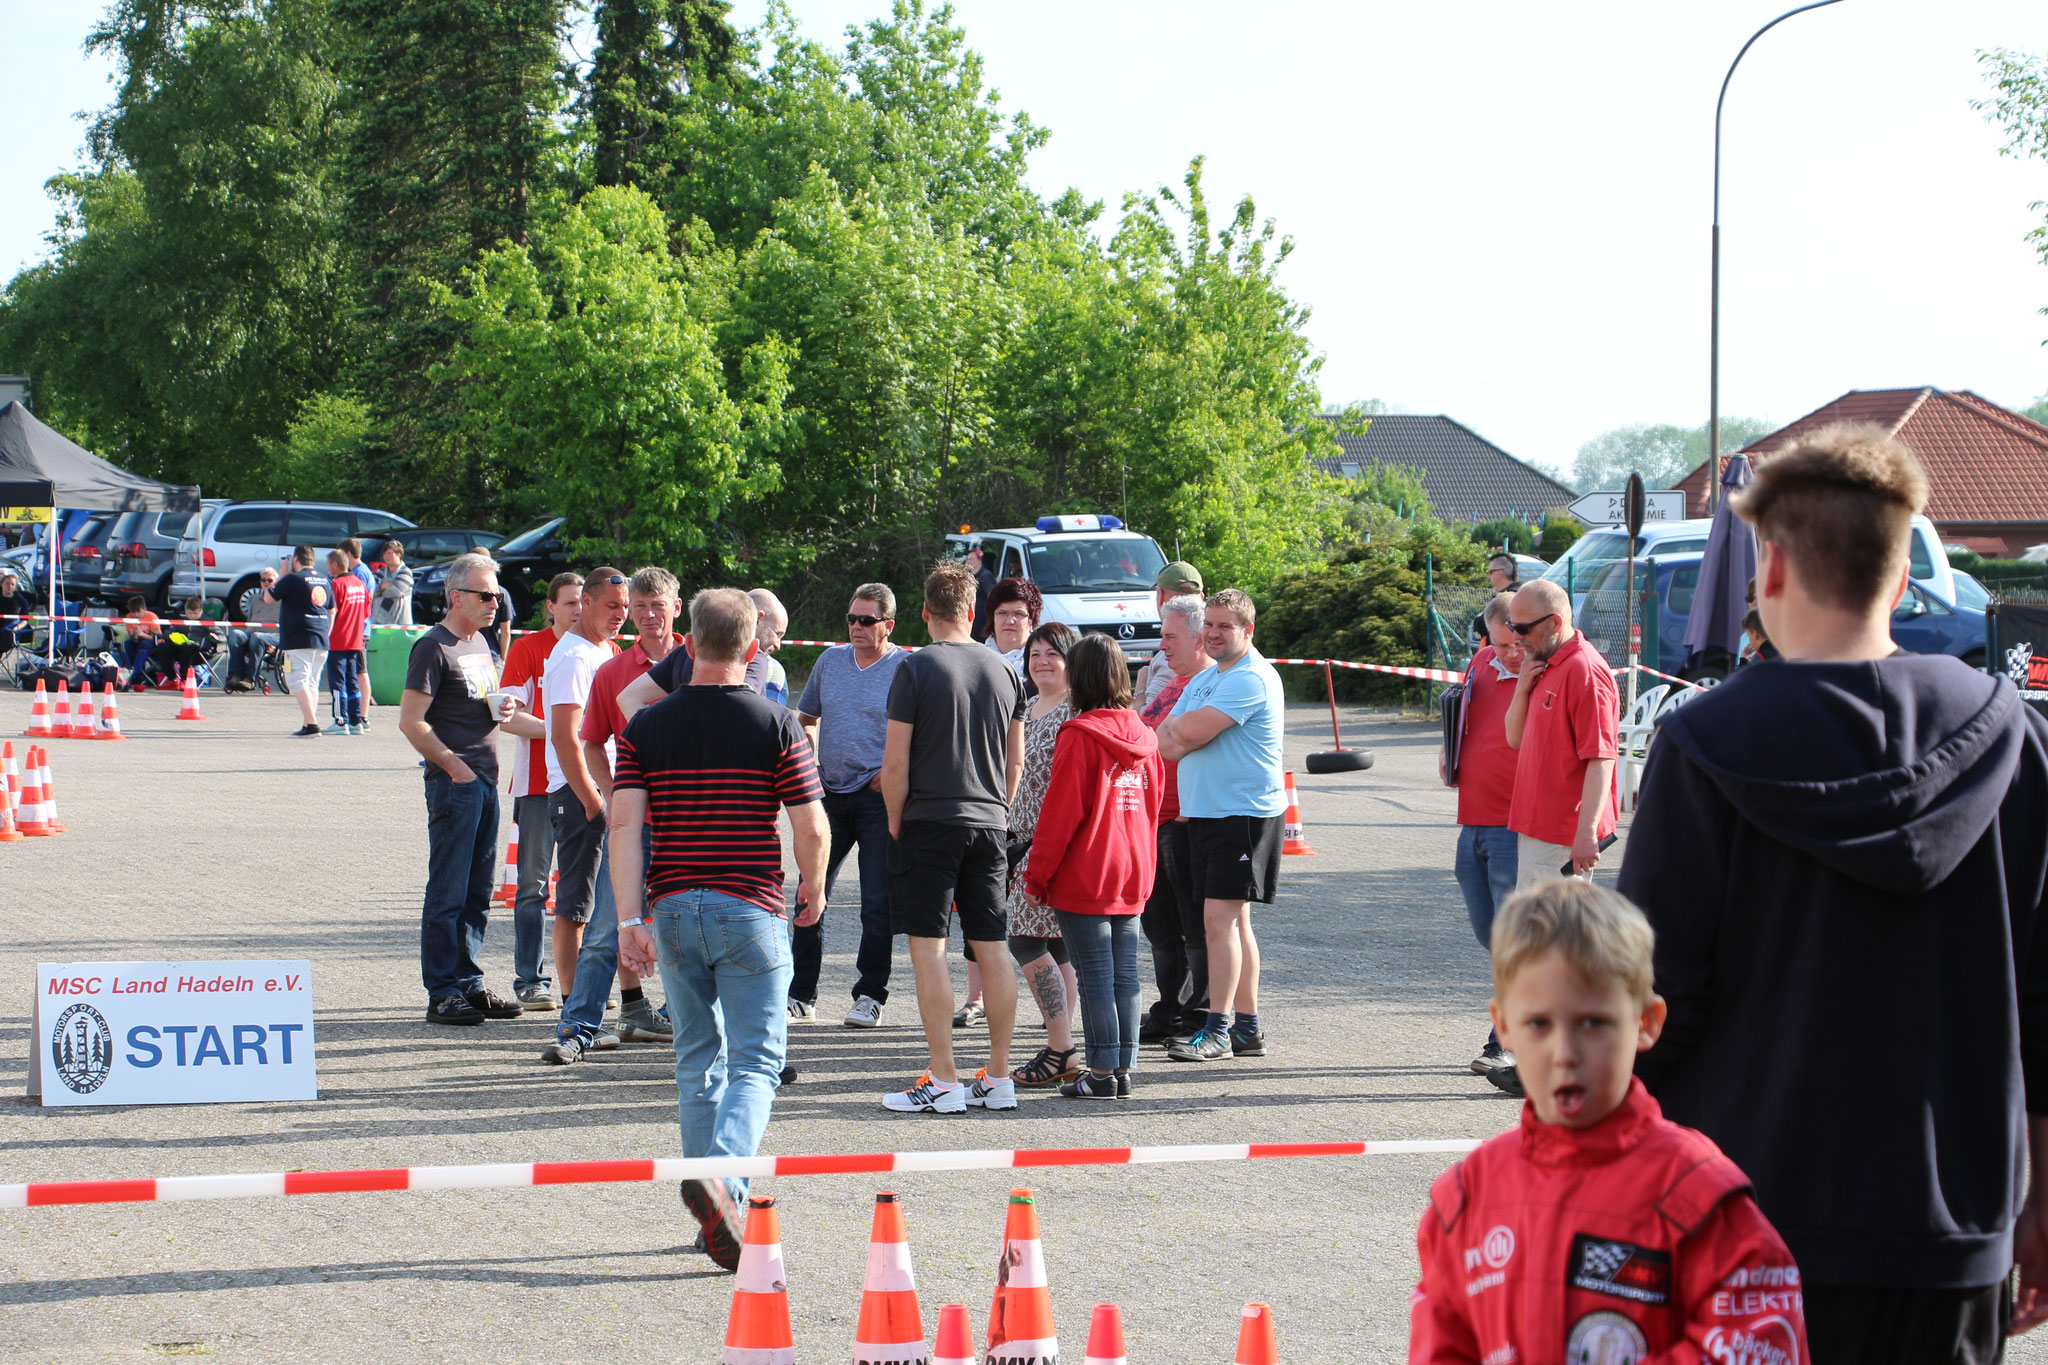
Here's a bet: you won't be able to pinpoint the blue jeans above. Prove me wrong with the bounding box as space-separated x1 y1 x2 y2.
790 787 895 1005
421 770 498 1000
327 649 363 725
652 887 793 1207
557 822 651 1043
1055 910 1140 1073
511 793 554 992
1453 824 1519 950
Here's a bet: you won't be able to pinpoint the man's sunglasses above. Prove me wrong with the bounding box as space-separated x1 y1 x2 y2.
1508 612 1556 636
453 587 499 602
597 574 627 586
847 613 892 628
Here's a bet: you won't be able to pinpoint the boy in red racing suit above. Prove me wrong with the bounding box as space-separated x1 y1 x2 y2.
1410 880 1808 1364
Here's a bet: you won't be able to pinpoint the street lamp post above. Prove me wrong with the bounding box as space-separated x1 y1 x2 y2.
1709 0 1844 512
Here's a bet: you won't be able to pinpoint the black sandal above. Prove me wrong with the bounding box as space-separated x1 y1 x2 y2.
1010 1045 1079 1088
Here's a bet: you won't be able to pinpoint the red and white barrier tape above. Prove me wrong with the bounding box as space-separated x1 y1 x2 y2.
1266 657 1465 685
0 1137 1480 1209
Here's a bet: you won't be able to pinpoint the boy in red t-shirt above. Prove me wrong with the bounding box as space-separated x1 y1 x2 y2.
324 549 371 734
1410 880 1809 1364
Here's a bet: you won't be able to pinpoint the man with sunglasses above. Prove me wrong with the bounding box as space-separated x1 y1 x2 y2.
790 583 907 1028
1503 579 1618 886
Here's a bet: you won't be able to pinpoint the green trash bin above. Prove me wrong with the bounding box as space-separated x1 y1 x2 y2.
367 625 430 706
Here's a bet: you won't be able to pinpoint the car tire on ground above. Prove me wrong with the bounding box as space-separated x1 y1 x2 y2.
1306 749 1374 774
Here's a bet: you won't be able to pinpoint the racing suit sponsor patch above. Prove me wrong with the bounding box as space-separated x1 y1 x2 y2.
1568 1234 1671 1306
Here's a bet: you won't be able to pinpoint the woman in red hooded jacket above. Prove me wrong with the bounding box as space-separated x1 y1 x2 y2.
1023 635 1165 1099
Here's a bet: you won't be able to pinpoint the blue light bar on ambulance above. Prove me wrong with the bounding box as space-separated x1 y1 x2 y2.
1035 514 1124 533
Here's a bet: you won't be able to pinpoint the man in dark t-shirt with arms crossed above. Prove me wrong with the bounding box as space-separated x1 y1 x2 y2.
878 559 1027 1115
399 552 547 1027
614 588 827 1272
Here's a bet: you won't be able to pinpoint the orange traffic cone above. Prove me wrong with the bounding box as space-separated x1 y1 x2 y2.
1280 772 1315 856
932 1304 975 1365
15 748 49 836
22 678 53 738
853 1192 926 1363
3 739 19 810
174 670 206 721
495 823 519 905
97 683 126 740
723 1195 795 1365
50 681 71 739
1232 1303 1278 1365
37 747 65 834
1083 1305 1128 1365
986 1188 1058 1365
0 784 19 841
70 687 94 740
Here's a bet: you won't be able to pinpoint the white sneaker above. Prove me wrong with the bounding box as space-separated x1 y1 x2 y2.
883 1076 967 1114
966 1068 1017 1110
843 996 883 1028
787 999 816 1022
587 1031 621 1051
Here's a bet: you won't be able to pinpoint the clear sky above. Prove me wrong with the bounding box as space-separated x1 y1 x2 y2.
5 1 2047 477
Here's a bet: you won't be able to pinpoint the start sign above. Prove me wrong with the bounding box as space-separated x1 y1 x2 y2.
29 960 316 1107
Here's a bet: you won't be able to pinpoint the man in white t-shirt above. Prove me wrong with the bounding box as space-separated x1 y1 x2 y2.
544 569 628 1005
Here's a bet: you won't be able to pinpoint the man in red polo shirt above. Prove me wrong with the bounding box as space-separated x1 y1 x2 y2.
498 571 583 1010
1505 579 1618 886
1447 592 1526 1077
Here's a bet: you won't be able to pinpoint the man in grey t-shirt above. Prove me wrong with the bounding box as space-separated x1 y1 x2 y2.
879 561 1027 1115
790 583 907 1028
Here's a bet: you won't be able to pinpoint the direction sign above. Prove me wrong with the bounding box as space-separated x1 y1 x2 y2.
1568 489 1688 527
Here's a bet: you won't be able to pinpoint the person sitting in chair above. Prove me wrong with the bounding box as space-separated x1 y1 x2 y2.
224 568 281 693
149 598 217 685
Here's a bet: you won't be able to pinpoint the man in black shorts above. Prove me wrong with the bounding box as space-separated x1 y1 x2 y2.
878 560 1027 1114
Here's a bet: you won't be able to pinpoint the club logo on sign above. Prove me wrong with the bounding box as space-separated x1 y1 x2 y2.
52 1003 113 1094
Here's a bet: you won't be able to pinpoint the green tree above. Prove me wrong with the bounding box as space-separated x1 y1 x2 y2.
1569 416 1774 493
2024 391 2048 426
583 0 736 201
438 186 794 572
334 0 569 521
1978 48 2048 328
0 0 354 495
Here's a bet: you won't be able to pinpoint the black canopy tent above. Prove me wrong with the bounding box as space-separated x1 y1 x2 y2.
0 400 202 665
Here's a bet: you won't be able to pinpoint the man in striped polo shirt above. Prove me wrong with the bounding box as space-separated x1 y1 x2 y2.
612 588 828 1272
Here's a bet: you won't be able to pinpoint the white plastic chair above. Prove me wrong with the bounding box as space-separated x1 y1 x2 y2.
1616 682 1669 813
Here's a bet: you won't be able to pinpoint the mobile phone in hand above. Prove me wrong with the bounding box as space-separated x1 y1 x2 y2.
1562 833 1620 877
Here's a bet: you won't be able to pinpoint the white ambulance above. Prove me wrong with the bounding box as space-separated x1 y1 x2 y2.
946 515 1169 667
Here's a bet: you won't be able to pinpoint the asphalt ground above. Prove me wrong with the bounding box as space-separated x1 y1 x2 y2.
2 686 2040 1362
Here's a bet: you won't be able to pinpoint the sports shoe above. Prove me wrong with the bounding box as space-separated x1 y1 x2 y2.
426 993 484 1026
463 987 524 1020
844 995 883 1029
516 984 557 1012
1115 1072 1131 1099
966 1067 1017 1110
953 1000 985 1028
587 1030 621 1051
883 1076 967 1114
292 724 321 738
541 1034 587 1064
1470 1038 1511 1075
680 1179 744 1272
1059 1071 1117 1100
1486 1064 1526 1099
323 721 351 736
347 723 365 735
617 999 672 1042
787 998 816 1022
1228 1025 1267 1058
1166 1028 1233 1062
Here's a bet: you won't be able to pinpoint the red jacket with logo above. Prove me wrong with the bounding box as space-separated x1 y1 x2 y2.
1022 706 1163 915
1410 1079 1808 1365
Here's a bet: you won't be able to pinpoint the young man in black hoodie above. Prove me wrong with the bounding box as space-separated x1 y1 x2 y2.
1618 423 2048 1361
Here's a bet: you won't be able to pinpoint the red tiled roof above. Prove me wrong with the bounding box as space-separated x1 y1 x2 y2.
1673 388 2048 523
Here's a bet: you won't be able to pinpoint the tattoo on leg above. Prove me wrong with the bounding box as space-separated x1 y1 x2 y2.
1028 962 1065 1021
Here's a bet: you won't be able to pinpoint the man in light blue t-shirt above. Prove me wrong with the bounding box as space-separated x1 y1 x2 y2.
792 583 907 1028
1156 588 1285 1063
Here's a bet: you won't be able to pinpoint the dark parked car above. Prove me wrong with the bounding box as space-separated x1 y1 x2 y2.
103 503 226 608
60 512 120 604
415 516 571 626
1581 552 1988 678
368 526 503 566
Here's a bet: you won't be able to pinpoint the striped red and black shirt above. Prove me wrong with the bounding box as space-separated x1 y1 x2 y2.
612 685 823 914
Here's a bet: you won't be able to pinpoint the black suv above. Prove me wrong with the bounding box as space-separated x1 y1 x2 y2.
415 516 571 626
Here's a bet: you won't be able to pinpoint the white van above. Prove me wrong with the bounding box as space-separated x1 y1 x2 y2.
1543 514 1953 610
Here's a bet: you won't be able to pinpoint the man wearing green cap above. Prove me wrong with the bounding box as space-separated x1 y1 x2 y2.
1141 561 1204 709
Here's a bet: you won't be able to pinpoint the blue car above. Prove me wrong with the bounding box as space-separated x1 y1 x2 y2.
1579 553 1986 678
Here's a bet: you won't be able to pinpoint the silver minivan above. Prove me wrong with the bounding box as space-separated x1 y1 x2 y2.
171 501 416 621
